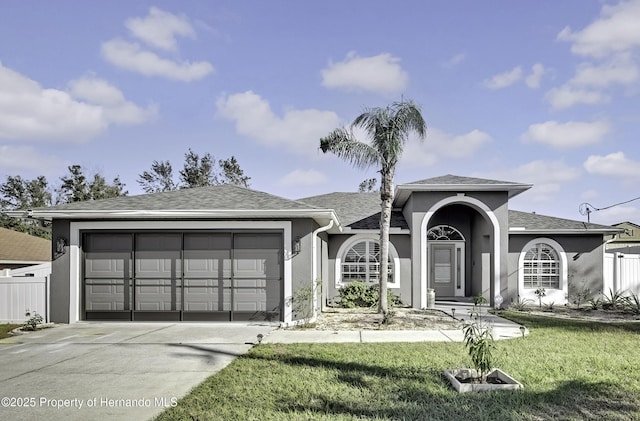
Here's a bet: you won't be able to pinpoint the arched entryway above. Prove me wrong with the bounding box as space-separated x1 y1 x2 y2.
419 196 502 307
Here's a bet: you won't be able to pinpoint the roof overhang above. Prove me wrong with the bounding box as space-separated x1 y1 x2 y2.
509 227 624 235
7 209 344 233
394 182 533 207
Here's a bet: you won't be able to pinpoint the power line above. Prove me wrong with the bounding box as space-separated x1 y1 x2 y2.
579 195 640 223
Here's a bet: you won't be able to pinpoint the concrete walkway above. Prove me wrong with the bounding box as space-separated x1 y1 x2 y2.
264 302 526 344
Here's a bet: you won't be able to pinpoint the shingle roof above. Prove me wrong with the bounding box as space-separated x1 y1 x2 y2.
43 184 317 212
299 192 409 230
508 210 619 232
0 227 50 262
406 174 526 186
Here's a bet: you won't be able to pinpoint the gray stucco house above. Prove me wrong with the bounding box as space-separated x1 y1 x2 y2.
12 174 620 325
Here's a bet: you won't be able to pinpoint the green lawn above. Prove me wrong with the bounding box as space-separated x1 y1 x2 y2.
0 324 21 339
157 312 640 421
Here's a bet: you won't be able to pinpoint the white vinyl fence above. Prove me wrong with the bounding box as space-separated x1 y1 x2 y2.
0 276 49 323
604 252 640 296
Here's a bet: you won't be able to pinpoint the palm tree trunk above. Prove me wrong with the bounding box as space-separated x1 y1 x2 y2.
378 168 393 316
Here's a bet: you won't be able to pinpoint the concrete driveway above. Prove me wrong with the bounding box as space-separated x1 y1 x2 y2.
0 322 277 421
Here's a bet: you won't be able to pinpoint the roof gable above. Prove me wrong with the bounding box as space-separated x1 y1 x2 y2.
395 174 532 206
299 192 408 230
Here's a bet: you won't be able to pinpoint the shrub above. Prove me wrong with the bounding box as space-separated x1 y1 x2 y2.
509 296 533 311
624 292 640 315
602 288 627 311
587 296 602 310
568 280 591 308
534 288 546 308
292 280 319 326
338 281 401 308
24 310 43 331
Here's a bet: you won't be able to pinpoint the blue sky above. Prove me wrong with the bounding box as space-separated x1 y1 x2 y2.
1 0 639 225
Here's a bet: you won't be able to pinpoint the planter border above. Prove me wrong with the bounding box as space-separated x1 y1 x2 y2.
444 368 523 393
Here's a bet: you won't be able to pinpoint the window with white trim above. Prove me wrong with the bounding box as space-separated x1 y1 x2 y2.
523 242 560 289
427 225 465 241
341 240 393 283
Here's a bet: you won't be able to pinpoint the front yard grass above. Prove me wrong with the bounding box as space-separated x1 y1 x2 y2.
0 324 21 339
157 312 640 421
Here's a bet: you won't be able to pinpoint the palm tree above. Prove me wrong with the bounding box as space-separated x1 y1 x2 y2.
320 99 426 316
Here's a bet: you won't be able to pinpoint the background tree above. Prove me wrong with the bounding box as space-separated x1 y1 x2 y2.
358 178 378 192
89 174 127 200
320 99 426 317
0 175 53 238
57 165 127 203
138 151 252 191
220 156 251 187
179 149 218 188
137 160 176 193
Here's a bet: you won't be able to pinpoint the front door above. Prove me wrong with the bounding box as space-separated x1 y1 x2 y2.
431 244 455 296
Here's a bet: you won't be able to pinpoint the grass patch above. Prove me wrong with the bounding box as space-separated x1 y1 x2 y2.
157 312 640 420
0 324 21 339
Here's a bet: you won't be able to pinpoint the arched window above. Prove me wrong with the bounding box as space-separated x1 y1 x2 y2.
341 239 393 284
523 242 560 289
427 225 465 241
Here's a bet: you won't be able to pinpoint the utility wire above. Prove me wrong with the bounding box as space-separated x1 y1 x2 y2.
580 195 640 222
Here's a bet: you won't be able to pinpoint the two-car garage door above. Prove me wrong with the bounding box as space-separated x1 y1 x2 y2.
83 231 283 322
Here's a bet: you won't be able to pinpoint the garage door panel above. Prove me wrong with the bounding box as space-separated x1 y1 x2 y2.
184 278 231 311
184 252 231 278
234 278 266 311
184 290 231 311
85 279 127 311
135 255 181 277
135 281 179 311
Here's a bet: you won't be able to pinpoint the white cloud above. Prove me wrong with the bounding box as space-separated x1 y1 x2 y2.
126 7 195 51
279 169 328 187
0 64 154 143
557 0 640 58
550 1 640 110
545 85 609 109
0 145 64 174
401 128 492 167
101 39 213 81
216 91 341 155
521 120 609 149
321 52 409 95
442 53 465 68
525 63 546 88
584 151 640 178
485 160 581 202
0 64 104 142
483 66 522 89
570 56 639 88
68 77 157 125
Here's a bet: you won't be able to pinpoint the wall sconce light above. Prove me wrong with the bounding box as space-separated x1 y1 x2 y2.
293 237 301 254
54 236 68 259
